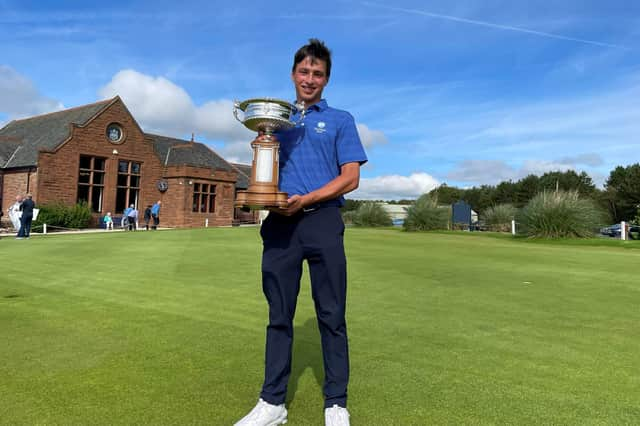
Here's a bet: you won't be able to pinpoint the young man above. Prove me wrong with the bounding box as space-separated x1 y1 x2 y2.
235 39 367 426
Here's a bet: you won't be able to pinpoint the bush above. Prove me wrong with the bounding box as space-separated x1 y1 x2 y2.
341 210 356 225
483 203 517 232
403 194 450 231
33 202 93 230
516 190 605 238
351 202 393 227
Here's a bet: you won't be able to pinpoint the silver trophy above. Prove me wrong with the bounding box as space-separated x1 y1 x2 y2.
233 98 305 209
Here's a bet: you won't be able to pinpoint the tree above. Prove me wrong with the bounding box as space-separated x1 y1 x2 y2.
513 174 540 207
538 170 596 197
494 180 518 205
429 184 463 205
461 185 496 213
605 164 640 222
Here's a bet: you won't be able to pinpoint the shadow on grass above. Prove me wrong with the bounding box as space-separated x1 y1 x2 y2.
286 317 324 406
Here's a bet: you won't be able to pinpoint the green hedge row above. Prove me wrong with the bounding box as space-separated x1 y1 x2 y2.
33 202 93 230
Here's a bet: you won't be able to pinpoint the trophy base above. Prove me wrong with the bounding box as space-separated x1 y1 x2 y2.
236 190 288 210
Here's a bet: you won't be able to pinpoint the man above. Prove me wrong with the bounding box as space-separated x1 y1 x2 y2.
8 194 23 233
126 204 138 231
16 194 35 239
235 39 367 426
151 201 161 230
143 205 152 230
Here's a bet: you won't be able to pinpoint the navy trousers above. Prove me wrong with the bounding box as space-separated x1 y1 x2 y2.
259 206 349 408
17 214 33 238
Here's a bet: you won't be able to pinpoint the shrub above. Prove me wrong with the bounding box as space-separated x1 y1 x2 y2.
483 203 517 232
516 190 605 238
403 194 450 231
341 210 356 225
351 202 393 227
33 202 93 230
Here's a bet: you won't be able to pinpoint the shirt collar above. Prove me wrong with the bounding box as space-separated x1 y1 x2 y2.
296 99 328 113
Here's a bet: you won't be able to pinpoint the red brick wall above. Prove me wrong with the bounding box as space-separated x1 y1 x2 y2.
29 98 238 228
1 169 38 207
161 165 237 227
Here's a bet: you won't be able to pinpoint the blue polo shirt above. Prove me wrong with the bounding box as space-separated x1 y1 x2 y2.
275 99 368 206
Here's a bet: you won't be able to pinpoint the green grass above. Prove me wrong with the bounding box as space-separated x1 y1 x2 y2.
1 228 639 425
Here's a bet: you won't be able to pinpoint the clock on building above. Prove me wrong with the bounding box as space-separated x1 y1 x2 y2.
156 179 169 192
106 124 124 144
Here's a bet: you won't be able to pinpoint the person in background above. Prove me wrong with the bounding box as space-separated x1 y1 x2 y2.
144 205 152 230
126 204 138 231
151 200 161 230
104 212 114 230
8 194 23 232
16 193 35 239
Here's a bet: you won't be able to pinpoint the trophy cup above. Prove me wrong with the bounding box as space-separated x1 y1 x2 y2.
233 98 305 209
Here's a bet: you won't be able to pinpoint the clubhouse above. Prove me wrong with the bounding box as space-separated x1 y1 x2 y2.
0 97 256 228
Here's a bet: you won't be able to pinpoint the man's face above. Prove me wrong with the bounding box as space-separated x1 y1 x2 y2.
291 56 329 106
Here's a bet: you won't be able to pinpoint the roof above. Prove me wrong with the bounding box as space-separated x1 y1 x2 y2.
146 133 234 172
231 162 251 189
0 99 238 180
0 99 113 168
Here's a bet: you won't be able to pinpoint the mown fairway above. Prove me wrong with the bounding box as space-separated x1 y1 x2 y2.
1 228 639 425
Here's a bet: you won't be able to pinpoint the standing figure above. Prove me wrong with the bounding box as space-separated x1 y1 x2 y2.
151 201 161 230
235 39 367 426
16 194 35 239
143 205 152 230
126 204 138 231
8 194 23 232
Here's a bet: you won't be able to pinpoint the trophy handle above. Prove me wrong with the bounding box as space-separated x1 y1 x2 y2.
233 100 243 123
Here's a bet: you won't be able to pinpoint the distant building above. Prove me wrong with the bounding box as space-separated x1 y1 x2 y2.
0 97 252 228
379 203 409 225
231 162 261 224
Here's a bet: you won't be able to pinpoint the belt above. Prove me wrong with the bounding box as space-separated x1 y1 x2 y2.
302 202 340 213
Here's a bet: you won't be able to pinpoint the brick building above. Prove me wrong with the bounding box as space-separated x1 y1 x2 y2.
0 97 251 228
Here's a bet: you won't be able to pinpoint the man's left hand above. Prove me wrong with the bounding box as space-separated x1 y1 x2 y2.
275 194 305 216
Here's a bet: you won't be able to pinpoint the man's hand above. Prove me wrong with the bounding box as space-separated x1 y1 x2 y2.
275 194 306 216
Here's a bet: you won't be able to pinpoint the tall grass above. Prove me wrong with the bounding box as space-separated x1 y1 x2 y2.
516 190 605 238
403 194 450 231
351 202 392 227
483 203 517 232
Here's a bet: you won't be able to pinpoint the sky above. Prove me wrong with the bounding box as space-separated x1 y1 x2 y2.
1 0 639 200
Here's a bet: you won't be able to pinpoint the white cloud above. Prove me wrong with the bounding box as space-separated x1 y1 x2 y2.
447 155 601 185
0 65 63 119
356 123 388 148
351 172 439 200
99 69 254 160
99 69 388 163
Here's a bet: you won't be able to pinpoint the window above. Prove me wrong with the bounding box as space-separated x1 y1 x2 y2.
116 160 141 213
77 155 106 213
192 182 216 213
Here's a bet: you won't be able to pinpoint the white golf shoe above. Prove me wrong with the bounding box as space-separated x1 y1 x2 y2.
324 404 350 426
234 398 288 426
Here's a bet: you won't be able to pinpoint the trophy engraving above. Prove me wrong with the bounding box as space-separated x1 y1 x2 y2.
233 98 305 209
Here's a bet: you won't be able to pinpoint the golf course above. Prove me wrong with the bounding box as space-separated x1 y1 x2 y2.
1 227 638 425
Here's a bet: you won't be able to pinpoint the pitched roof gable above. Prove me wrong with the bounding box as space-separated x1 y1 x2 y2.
146 133 233 172
0 98 113 168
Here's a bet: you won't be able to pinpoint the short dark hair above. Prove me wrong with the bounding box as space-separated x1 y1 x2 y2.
292 38 332 78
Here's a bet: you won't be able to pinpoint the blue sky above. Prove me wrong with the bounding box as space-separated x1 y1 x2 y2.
1 0 639 199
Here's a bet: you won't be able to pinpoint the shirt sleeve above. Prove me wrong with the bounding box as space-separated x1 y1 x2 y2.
336 112 368 167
